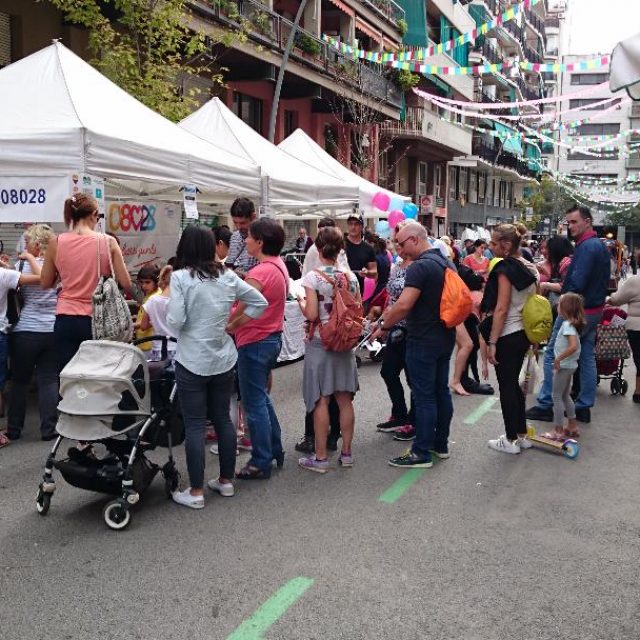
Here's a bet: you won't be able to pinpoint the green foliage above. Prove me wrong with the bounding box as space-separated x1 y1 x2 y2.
518 176 575 222
396 18 408 38
251 10 272 35
605 207 640 229
44 0 228 122
295 33 322 56
393 69 420 92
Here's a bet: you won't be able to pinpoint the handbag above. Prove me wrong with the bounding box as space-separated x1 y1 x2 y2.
595 324 630 361
519 347 541 396
6 260 25 326
92 235 133 343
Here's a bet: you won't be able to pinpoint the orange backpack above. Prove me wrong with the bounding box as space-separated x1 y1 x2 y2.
313 270 365 352
424 254 473 329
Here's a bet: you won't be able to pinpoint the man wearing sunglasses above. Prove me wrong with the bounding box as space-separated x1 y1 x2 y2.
372 222 455 468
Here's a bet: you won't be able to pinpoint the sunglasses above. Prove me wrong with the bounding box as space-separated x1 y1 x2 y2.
394 235 415 248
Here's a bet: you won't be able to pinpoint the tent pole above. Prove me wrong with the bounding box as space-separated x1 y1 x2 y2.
268 0 310 143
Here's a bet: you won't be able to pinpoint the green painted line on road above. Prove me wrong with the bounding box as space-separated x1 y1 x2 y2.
226 576 314 640
463 397 498 425
378 468 427 504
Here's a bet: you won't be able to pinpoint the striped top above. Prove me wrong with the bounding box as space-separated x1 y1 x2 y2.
14 258 57 333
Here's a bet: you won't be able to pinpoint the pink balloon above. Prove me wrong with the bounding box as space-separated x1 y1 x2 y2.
372 191 391 211
388 210 405 228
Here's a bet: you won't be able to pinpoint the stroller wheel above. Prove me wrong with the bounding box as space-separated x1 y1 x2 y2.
36 489 51 516
610 379 621 395
620 379 629 396
103 500 131 531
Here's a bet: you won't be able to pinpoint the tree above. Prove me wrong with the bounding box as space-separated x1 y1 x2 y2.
44 0 228 121
517 176 575 223
605 206 640 229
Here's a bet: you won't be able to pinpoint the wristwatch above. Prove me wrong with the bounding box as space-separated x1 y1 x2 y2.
377 318 385 328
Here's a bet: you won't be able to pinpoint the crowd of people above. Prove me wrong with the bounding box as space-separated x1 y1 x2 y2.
1 195 639 512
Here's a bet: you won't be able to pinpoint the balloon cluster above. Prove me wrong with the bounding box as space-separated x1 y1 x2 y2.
371 191 419 239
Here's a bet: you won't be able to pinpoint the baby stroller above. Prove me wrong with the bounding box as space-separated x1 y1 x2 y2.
595 307 631 396
36 337 183 530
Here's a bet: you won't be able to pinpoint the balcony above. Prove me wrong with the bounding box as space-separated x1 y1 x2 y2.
524 44 543 65
473 39 502 66
631 103 640 118
472 140 540 179
627 158 640 170
360 0 405 25
524 7 546 40
380 106 472 155
430 0 476 35
458 0 499 16
191 0 401 109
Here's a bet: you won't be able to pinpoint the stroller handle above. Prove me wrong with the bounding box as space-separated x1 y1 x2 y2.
133 335 177 361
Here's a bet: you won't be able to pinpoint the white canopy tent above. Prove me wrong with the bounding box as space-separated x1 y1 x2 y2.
611 32 640 100
179 98 359 214
0 42 261 214
278 128 409 218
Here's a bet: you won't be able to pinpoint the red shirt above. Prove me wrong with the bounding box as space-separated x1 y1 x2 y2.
235 257 288 348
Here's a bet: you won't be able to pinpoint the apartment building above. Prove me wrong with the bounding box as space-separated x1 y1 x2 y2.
555 56 631 226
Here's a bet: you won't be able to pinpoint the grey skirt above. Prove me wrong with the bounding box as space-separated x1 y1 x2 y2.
303 337 359 413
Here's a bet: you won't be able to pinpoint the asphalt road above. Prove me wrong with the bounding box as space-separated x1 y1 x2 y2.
1 355 639 640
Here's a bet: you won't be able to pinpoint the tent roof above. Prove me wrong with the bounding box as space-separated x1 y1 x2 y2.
0 42 261 197
278 129 408 216
610 32 640 100
179 98 358 210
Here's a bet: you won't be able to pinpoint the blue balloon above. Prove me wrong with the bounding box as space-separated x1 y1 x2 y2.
389 196 405 212
375 220 391 239
403 202 419 219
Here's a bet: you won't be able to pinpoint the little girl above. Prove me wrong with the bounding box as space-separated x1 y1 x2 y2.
545 292 584 441
140 265 176 359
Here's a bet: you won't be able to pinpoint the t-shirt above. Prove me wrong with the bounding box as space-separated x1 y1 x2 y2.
403 250 455 344
0 267 21 334
143 293 176 354
301 266 359 337
235 257 288 348
136 290 159 351
345 238 375 292
225 229 259 273
13 258 57 333
302 244 350 276
463 254 490 278
554 320 581 370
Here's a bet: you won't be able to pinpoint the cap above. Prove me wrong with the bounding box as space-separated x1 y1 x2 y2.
347 214 364 225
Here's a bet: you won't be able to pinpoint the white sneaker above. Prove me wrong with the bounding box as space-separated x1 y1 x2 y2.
172 488 205 509
207 478 235 497
209 443 219 455
516 437 533 450
488 435 521 454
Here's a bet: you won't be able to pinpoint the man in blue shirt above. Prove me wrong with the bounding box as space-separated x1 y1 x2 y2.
527 206 610 423
373 222 455 468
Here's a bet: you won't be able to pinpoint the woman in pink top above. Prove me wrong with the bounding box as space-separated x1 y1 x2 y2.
227 217 288 479
41 193 131 372
463 240 490 280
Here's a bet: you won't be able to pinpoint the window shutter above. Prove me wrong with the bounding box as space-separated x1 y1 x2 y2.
0 13 11 67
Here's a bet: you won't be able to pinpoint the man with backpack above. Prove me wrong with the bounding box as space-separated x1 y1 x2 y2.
373 222 460 468
526 206 611 424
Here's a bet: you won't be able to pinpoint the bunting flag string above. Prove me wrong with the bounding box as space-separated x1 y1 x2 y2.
321 0 541 62
414 82 609 110
537 98 628 135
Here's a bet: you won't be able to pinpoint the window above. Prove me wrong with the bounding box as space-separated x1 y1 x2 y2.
570 73 608 85
284 110 297 138
478 171 486 204
459 168 468 200
449 166 458 200
469 170 478 204
493 178 500 207
233 92 263 134
434 165 443 199
575 123 620 136
569 98 611 110
506 182 513 208
417 162 428 196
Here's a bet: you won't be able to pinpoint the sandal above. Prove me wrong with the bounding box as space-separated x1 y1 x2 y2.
236 464 271 480
563 429 580 439
541 430 565 442
0 432 10 448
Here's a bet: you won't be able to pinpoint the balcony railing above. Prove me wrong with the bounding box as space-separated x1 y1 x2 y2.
524 7 546 40
524 44 543 65
474 39 502 66
192 0 402 108
472 139 540 179
360 0 405 25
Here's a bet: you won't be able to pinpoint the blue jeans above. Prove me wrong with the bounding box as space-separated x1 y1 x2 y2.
536 312 602 410
237 333 284 472
406 338 455 458
175 363 236 489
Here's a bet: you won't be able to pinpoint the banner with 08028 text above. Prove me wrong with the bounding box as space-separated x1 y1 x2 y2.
0 176 70 222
